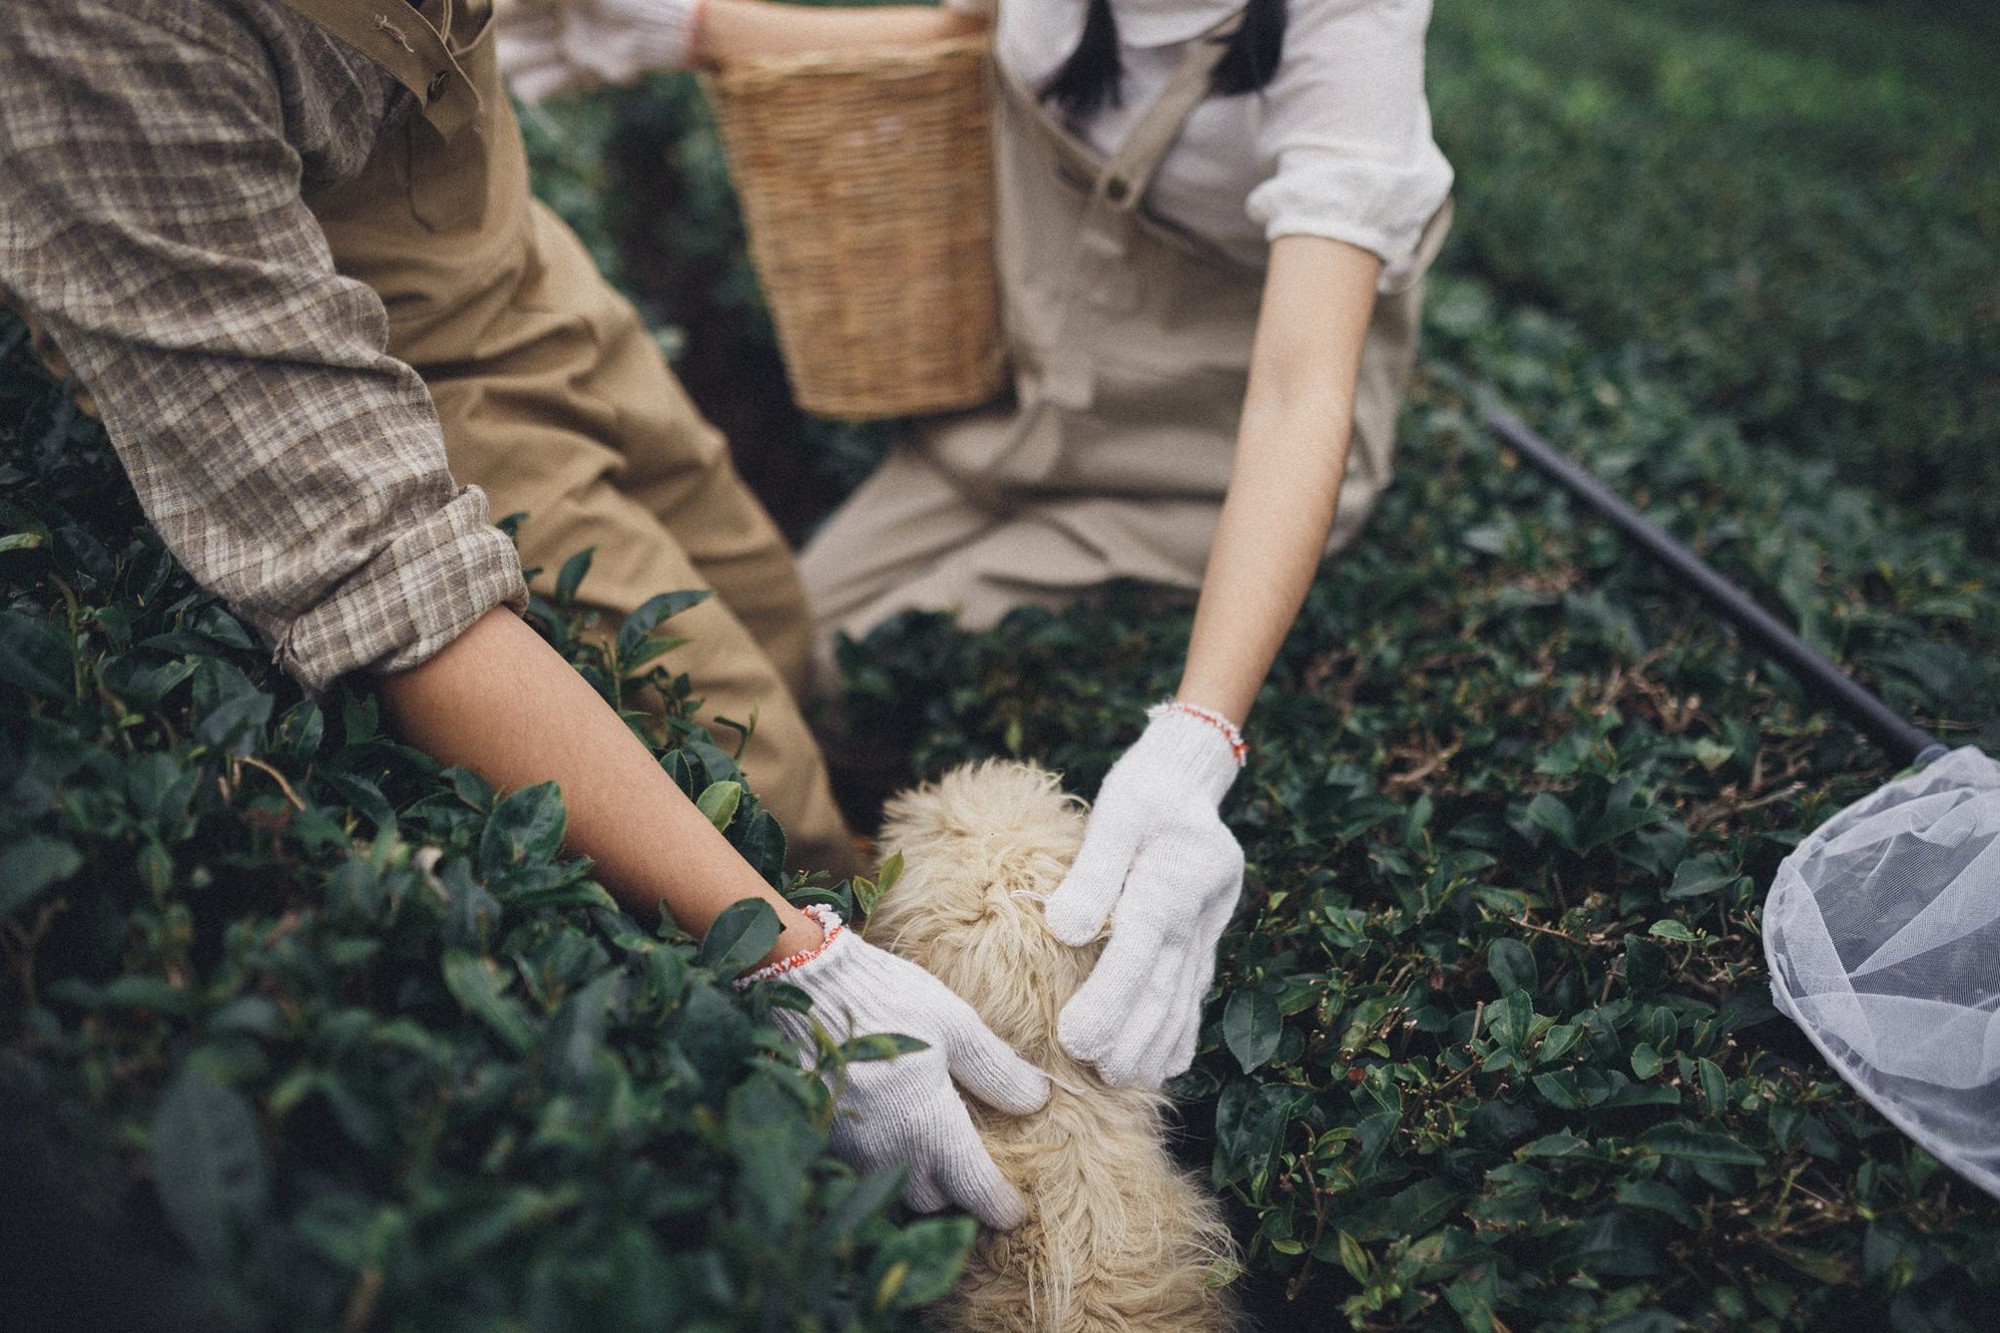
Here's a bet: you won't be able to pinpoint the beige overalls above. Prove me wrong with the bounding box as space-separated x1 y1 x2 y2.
799 12 1451 670
277 0 861 875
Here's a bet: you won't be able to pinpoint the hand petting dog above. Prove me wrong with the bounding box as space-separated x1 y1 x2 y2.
1044 703 1247 1088
754 910 1053 1229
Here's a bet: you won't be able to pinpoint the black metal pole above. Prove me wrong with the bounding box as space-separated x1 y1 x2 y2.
1482 402 1944 768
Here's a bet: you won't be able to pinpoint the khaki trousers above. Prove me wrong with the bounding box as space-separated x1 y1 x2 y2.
285 0 858 874
800 28 1449 675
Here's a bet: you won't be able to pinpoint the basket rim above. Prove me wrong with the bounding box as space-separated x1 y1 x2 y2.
707 31 991 90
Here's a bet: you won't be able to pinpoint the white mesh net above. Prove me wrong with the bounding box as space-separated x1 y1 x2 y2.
1763 745 2000 1200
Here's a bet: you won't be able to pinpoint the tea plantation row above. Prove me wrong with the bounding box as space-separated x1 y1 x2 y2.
5 0 1998 1327
1426 0 2000 547
0 313 955 1331
840 278 2000 1328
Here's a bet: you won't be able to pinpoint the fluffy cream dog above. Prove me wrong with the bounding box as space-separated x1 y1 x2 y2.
868 760 1242 1333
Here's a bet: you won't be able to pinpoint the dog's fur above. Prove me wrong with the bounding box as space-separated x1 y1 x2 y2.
870 760 1241 1333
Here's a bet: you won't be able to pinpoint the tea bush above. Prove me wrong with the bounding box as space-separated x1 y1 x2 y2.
841 277 2000 1328
1427 0 2000 548
8 0 2000 1326
0 313 964 1331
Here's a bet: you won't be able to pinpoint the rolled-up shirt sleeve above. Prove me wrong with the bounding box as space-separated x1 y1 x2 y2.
1246 0 1453 289
0 0 525 694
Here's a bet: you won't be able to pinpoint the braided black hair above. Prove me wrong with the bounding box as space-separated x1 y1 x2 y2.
1040 0 1287 122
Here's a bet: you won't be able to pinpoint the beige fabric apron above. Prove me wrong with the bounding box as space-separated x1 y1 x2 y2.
276 0 859 875
800 13 1451 666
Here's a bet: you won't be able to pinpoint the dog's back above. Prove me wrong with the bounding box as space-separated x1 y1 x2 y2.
871 760 1240 1333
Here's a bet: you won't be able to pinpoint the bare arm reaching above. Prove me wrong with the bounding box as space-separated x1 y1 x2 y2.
1043 235 1381 1087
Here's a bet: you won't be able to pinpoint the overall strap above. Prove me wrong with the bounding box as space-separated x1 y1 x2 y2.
268 0 483 140
992 5 1254 413
1093 7 1246 215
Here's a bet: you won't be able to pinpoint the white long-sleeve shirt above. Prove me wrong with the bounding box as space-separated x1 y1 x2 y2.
496 0 1454 287
983 0 1453 285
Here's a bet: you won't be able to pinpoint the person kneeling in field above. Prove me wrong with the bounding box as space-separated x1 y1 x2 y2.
0 0 1045 1230
501 0 1453 1099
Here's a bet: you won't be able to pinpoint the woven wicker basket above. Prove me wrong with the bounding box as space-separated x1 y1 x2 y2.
703 37 1005 420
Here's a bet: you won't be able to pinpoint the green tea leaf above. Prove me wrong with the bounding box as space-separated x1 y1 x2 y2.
442 952 535 1055
150 1067 271 1268
1584 788 1666 849
1223 990 1283 1073
695 779 742 833
1665 853 1743 901
869 1216 976 1310
554 546 595 606
541 972 618 1091
615 588 711 661
0 609 75 700
1623 935 1668 997
1640 1122 1765 1168
734 807 788 889
1337 1231 1373 1282
725 1074 818 1231
875 849 905 896
821 1168 906 1242
0 835 82 920
697 897 782 977
1617 1179 1699 1229
1525 792 1582 853
479 781 568 873
191 658 272 753
1488 937 1539 995
838 1032 929 1064
319 771 396 835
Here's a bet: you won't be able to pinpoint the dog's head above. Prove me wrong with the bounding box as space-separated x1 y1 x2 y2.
866 760 1100 1071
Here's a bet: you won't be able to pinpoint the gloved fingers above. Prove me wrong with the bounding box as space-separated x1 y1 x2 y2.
1053 920 1160 1067
936 1128 1031 1231
1056 927 1194 1085
892 1111 1028 1230
1159 995 1206 1086
939 1004 1051 1116
904 1169 948 1216
1193 869 1245 942
1043 817 1140 946
1136 932 1220 1086
1092 963 1189 1087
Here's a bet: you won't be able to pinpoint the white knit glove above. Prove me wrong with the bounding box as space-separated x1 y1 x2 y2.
497 0 704 105
754 910 1051 1229
1043 705 1245 1088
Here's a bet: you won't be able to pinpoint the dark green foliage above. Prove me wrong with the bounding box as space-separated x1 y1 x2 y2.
9 0 1999 1325
0 315 958 1331
524 27 2000 1322
839 280 2000 1327
1428 0 2000 549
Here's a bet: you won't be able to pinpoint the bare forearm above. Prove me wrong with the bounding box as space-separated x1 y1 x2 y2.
377 607 821 961
1178 402 1348 724
693 0 982 66
1176 235 1382 726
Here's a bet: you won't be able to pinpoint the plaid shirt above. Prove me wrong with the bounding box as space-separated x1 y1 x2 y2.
0 0 526 693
